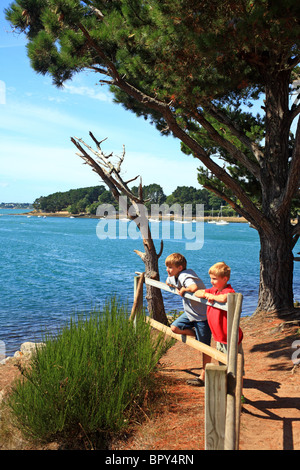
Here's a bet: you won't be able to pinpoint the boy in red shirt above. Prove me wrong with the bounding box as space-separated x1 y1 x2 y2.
194 262 243 357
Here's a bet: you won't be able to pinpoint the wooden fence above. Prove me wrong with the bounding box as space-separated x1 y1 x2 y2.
131 272 244 450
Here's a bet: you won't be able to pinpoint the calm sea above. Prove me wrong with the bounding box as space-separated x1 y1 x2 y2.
1 209 299 355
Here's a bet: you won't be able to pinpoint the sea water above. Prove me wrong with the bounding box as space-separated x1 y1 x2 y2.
1 209 299 355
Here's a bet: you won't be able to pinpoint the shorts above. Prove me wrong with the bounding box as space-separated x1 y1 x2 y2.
172 312 211 346
217 341 245 374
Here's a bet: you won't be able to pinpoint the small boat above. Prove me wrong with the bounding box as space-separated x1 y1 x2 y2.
215 206 229 225
216 219 229 225
207 209 216 223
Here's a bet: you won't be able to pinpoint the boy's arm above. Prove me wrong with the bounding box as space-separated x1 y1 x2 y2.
165 276 176 288
204 292 228 303
194 289 206 298
195 289 228 303
177 282 199 297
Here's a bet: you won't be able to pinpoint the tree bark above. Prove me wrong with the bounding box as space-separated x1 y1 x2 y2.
256 225 295 317
135 237 168 325
254 71 298 316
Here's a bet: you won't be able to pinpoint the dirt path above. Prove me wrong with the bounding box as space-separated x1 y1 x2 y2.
113 313 300 451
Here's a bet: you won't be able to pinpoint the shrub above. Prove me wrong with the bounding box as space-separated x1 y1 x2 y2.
8 298 170 445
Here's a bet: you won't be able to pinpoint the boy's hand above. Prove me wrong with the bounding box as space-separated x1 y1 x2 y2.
194 289 205 298
166 282 176 289
204 292 216 302
177 287 186 297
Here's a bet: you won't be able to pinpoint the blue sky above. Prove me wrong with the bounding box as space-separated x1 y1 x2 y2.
0 2 202 203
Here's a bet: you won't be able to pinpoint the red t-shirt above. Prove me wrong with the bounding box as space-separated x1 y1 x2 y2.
205 285 243 344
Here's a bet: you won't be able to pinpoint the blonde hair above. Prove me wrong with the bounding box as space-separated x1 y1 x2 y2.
165 253 187 270
209 262 231 279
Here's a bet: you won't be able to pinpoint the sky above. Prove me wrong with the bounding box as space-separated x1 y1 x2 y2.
0 1 203 204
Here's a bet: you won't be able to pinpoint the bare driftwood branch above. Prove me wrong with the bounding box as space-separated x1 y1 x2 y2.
70 132 167 324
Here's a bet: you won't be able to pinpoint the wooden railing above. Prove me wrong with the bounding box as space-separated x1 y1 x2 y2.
131 272 244 450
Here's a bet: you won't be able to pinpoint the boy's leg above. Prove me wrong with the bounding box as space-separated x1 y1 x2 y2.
187 320 212 386
171 312 196 337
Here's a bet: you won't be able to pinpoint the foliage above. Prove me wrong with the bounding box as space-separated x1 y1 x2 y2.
33 185 111 213
33 183 230 215
8 298 171 446
131 183 167 209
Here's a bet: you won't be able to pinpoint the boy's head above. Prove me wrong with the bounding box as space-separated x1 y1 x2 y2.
165 253 187 277
208 262 231 290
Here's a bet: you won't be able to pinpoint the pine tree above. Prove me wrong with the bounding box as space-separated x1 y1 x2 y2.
6 0 300 317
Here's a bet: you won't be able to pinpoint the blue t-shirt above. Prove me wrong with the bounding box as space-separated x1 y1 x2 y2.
166 269 207 321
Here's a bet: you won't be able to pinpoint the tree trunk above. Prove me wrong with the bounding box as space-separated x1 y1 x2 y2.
135 236 168 325
254 71 298 317
256 225 295 317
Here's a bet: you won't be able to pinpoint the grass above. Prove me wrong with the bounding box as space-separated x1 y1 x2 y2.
8 298 171 448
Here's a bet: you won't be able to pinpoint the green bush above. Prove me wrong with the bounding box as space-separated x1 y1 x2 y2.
9 299 170 445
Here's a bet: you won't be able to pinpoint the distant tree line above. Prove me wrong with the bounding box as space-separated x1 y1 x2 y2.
33 184 237 216
33 186 110 214
0 202 33 209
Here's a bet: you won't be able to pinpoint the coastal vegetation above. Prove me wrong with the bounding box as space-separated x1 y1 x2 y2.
8 298 171 449
33 184 234 216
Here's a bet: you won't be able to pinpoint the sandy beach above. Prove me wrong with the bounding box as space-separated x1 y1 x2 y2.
22 210 249 223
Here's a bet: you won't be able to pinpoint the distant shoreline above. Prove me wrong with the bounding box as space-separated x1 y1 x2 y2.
21 210 248 223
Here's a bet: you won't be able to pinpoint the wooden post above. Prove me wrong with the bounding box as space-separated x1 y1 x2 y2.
205 364 227 450
129 273 145 322
224 293 243 450
235 352 243 450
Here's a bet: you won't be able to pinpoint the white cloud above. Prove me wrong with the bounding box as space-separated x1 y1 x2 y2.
0 100 87 132
63 84 112 103
0 89 203 201
0 98 115 150
0 140 99 183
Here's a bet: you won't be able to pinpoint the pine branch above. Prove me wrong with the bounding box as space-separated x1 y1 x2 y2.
87 65 110 76
191 108 262 181
203 102 264 166
203 182 257 228
73 18 273 236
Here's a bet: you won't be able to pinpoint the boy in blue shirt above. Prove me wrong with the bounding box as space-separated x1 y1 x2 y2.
165 253 211 386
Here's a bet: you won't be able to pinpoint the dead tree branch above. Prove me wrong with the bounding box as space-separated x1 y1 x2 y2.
70 132 167 323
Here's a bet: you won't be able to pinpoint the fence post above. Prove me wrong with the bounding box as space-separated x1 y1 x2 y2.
129 273 145 323
235 352 244 449
224 293 243 450
205 364 227 450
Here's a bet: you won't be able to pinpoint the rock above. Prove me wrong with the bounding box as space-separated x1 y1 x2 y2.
14 342 45 359
0 357 12 366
